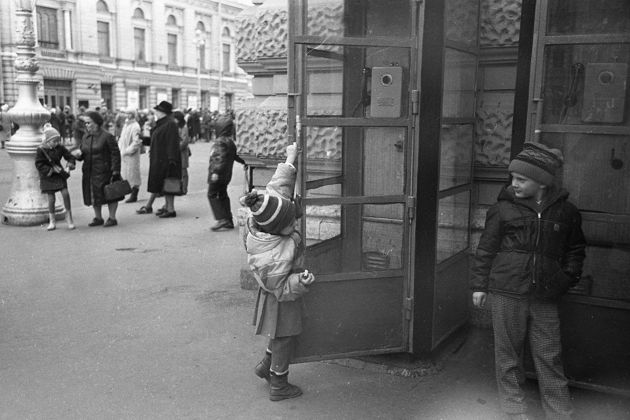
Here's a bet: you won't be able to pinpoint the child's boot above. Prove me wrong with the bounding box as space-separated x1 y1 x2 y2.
269 372 302 401
254 351 271 382
65 211 75 230
46 213 56 231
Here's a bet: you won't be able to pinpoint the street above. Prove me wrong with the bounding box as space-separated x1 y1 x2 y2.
0 143 629 419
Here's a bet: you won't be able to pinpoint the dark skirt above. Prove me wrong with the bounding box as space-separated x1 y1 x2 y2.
40 173 68 193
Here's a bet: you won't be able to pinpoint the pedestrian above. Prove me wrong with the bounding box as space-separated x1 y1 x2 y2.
240 142 314 402
62 105 75 147
207 113 246 231
118 108 143 203
136 101 181 218
73 110 122 227
73 106 87 146
173 110 191 195
35 125 76 231
470 141 586 420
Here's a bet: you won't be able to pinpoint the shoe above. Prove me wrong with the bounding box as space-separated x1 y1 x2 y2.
254 353 272 383
269 372 302 401
136 206 152 214
88 217 104 226
103 218 118 227
155 207 167 216
125 187 139 203
211 219 234 231
158 210 176 218
46 223 56 231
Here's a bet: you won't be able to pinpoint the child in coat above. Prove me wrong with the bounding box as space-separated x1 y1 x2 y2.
470 142 586 420
240 142 315 401
35 125 76 230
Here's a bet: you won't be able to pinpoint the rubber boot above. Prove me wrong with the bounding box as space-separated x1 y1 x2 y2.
269 372 302 401
125 186 139 203
254 352 271 383
46 213 56 231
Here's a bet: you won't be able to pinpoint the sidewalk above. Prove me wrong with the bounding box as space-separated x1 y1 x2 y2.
0 144 628 419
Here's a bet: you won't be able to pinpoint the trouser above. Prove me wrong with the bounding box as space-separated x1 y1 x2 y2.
207 181 232 221
491 293 573 420
266 336 294 376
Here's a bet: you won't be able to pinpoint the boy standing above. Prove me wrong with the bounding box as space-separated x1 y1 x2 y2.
470 142 586 420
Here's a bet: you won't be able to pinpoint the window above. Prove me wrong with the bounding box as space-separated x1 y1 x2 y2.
196 22 206 71
36 6 59 49
97 21 110 56
167 15 177 26
134 28 146 62
171 89 180 108
139 86 148 109
167 34 178 66
96 0 109 13
222 43 231 73
133 8 145 19
224 93 233 111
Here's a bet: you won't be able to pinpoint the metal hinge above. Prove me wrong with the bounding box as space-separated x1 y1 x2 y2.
404 297 414 320
406 195 416 223
411 89 420 115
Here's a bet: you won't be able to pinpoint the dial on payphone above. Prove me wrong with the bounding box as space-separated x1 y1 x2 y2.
352 66 403 118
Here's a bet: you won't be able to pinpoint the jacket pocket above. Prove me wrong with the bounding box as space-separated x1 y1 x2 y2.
535 259 571 300
489 252 531 295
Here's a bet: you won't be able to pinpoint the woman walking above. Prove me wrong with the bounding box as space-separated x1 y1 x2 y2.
118 108 143 203
73 111 122 227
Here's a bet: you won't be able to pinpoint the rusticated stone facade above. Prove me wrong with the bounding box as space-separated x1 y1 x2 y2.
480 0 522 47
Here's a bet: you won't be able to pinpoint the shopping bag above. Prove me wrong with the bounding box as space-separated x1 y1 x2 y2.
162 177 183 195
104 179 132 202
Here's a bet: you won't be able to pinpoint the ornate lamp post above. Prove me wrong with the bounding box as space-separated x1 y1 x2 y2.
0 0 56 225
194 28 206 109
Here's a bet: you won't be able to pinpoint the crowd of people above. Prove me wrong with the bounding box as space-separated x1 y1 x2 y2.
33 101 245 231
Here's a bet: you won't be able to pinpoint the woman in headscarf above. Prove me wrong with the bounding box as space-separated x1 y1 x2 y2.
73 110 122 227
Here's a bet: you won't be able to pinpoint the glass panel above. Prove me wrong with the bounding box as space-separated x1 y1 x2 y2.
542 44 630 125
304 0 411 39
304 45 410 117
437 191 470 263
541 133 630 301
445 0 479 48
304 126 406 198
305 203 404 274
442 48 477 118
547 0 630 35
440 124 473 190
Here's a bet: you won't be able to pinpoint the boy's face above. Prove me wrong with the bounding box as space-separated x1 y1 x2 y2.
43 136 60 148
511 172 544 199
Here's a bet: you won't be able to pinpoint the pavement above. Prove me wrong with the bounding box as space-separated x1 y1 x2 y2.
0 142 629 420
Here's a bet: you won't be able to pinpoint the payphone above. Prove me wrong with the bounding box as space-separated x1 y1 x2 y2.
370 66 403 118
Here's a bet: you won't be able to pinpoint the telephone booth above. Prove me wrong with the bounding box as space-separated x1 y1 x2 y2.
285 0 480 360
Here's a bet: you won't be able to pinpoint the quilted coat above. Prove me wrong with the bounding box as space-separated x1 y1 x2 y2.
470 185 586 300
77 128 121 206
35 145 75 193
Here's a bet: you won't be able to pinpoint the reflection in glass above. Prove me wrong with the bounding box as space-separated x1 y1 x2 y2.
445 0 479 47
542 44 630 125
442 49 477 118
440 124 473 190
305 0 411 38
437 192 470 263
547 0 630 35
305 45 410 117
305 203 404 274
304 126 406 198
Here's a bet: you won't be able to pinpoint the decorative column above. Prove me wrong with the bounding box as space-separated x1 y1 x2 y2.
1 1 55 225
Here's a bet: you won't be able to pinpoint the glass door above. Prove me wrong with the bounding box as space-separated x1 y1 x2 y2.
289 0 421 360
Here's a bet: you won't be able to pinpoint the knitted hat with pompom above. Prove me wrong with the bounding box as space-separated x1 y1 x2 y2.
508 142 564 186
240 189 297 235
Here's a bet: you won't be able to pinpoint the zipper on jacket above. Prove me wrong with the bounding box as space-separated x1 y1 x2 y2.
532 211 542 285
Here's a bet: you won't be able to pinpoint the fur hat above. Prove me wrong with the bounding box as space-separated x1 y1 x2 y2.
43 125 61 143
240 189 297 234
508 142 564 186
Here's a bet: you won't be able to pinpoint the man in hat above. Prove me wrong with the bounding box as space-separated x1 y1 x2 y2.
470 142 586 420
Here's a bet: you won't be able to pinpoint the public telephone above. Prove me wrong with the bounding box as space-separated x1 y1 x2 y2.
581 63 628 123
370 66 403 118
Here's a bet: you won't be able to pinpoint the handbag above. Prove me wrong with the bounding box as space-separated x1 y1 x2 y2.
104 179 132 202
41 148 70 179
162 177 183 195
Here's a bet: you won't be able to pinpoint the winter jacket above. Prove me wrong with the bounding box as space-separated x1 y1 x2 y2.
35 145 75 192
470 185 586 300
147 115 182 193
77 128 121 206
207 135 244 185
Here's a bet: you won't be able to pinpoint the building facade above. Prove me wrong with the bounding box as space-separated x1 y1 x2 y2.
0 0 251 112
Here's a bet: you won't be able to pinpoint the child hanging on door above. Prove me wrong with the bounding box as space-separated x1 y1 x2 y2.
240 142 315 401
35 125 76 230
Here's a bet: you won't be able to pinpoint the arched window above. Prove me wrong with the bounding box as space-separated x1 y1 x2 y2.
96 0 109 13
166 15 177 26
133 8 145 19
196 21 206 32
222 27 231 38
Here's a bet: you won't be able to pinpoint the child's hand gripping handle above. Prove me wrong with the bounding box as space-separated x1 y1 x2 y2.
300 269 315 286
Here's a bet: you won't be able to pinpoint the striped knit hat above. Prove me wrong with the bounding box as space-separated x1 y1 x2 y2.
240 189 297 235
508 142 564 186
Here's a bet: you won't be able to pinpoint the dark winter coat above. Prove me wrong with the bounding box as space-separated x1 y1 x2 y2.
470 185 586 300
147 115 181 194
77 128 121 206
35 145 75 193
